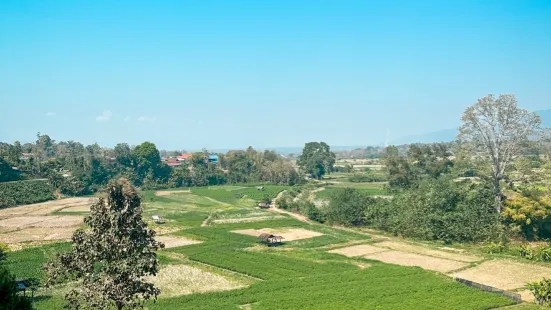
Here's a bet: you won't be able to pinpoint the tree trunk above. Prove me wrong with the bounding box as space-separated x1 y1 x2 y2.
493 178 502 213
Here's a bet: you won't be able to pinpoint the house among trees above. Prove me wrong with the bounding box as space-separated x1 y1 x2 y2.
208 154 219 164
177 153 193 162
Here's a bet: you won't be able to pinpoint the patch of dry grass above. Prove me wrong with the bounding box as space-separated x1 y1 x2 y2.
0 197 94 217
156 236 202 249
374 241 483 262
0 227 75 244
363 250 468 273
212 215 285 224
155 190 191 196
329 244 389 257
231 228 323 241
451 260 551 290
148 264 247 297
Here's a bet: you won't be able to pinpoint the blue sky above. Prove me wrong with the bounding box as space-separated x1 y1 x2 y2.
1 0 550 150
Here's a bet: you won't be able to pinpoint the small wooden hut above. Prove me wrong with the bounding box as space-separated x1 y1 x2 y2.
257 233 283 245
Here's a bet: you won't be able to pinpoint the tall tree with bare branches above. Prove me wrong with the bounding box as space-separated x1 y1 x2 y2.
458 94 542 213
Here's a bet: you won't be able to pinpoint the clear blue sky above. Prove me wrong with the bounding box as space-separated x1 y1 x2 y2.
1 0 550 150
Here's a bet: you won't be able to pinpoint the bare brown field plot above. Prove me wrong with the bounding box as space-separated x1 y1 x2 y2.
451 260 551 290
0 227 75 244
212 216 285 224
148 264 247 297
329 244 389 257
374 241 483 262
0 197 95 217
232 228 323 241
363 250 468 273
156 236 202 248
155 189 191 196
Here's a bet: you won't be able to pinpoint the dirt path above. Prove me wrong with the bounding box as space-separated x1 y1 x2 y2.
308 187 325 201
270 190 312 224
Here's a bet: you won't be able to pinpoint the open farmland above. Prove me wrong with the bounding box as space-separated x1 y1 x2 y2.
2 186 545 309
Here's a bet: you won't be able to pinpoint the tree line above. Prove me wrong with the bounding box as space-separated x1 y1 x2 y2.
0 138 302 197
298 94 551 243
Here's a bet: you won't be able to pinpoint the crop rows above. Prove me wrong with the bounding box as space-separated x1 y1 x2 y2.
0 179 54 208
145 263 513 310
192 185 288 203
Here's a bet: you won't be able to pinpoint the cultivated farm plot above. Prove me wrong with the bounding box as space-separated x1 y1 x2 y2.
2 186 534 310
156 236 202 248
232 228 324 241
148 264 248 297
363 250 468 273
374 241 483 263
0 197 94 217
328 244 389 257
451 260 551 291
0 198 91 246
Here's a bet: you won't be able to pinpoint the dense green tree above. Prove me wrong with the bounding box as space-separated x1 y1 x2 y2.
114 143 134 168
0 268 33 310
325 188 373 226
297 142 335 180
381 146 416 189
44 179 164 310
0 157 19 182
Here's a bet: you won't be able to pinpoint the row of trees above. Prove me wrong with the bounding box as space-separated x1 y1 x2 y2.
0 138 302 197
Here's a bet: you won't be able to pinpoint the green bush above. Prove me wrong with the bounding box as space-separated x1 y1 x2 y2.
325 188 375 226
364 176 501 243
519 245 536 260
527 278 551 306
486 242 506 254
0 179 54 208
348 173 386 183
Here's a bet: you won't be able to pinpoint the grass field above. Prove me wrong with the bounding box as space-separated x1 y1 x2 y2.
2 184 537 309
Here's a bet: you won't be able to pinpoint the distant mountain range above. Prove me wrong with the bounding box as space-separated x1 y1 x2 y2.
390 109 551 145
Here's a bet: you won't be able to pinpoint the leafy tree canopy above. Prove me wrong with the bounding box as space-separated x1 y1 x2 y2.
297 142 336 180
44 179 164 310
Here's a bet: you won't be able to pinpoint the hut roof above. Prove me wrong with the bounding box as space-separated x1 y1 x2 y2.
258 233 274 240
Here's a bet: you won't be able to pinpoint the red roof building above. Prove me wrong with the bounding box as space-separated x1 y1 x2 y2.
177 153 193 161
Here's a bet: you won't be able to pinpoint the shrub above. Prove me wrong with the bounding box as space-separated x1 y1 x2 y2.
299 202 325 223
325 188 374 226
527 278 551 306
364 175 501 243
348 173 386 183
486 242 506 254
519 245 536 260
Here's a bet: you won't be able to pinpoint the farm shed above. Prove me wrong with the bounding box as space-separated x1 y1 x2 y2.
258 233 283 244
258 202 270 209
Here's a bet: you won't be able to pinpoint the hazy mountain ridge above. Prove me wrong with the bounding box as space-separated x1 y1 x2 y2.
389 109 551 145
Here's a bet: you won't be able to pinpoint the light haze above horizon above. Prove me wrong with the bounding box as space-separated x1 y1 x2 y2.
1 0 550 150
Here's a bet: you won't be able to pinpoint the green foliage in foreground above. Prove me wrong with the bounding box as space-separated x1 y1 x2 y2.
0 179 54 208
0 267 33 310
527 278 551 306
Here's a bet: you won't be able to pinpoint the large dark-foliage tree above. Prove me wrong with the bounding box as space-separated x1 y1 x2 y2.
0 246 33 310
44 179 164 310
297 142 335 180
325 188 373 226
